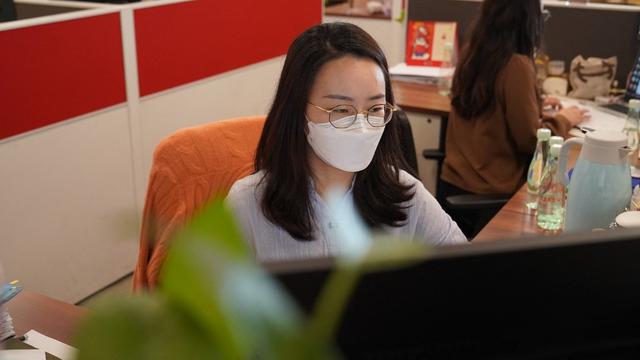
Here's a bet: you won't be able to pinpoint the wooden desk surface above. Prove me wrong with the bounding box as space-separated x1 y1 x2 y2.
6 290 86 345
474 149 581 242
391 80 451 116
473 185 544 242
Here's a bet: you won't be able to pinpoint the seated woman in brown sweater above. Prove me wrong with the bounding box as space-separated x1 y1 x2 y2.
440 0 589 237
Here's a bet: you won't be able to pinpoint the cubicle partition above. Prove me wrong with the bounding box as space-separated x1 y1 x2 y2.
0 0 320 303
408 0 640 85
1 12 126 140
135 1 319 96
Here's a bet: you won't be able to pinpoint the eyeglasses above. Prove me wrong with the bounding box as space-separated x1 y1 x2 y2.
542 9 551 22
308 103 397 129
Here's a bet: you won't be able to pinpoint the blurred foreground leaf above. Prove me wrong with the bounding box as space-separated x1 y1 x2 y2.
75 194 430 359
75 295 220 360
76 200 334 359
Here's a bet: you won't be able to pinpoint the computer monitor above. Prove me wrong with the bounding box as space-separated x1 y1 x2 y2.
626 48 640 101
0 0 16 23
269 229 640 359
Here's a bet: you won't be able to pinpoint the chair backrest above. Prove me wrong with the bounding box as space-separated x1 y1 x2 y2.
133 116 265 290
394 109 420 178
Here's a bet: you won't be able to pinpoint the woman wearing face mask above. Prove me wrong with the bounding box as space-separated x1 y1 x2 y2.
439 0 589 237
226 22 466 261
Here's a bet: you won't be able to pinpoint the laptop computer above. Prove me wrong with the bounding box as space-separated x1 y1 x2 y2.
270 229 640 359
601 48 640 115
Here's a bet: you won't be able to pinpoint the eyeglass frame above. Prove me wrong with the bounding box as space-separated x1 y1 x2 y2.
542 9 551 22
307 102 398 129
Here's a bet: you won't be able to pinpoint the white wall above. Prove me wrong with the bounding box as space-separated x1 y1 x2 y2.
324 0 406 67
0 106 139 303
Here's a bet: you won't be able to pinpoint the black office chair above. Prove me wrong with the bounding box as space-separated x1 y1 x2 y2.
394 109 419 178
423 116 509 238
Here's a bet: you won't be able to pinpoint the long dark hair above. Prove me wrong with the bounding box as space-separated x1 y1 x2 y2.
451 0 544 119
254 22 414 241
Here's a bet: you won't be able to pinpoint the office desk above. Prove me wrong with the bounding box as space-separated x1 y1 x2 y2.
392 80 451 116
473 184 541 242
391 80 576 242
6 290 85 345
474 148 583 242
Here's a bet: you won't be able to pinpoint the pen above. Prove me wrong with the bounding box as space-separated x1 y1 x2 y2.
576 126 595 133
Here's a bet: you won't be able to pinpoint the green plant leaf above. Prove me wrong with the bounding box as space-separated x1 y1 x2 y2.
75 295 221 360
160 199 331 359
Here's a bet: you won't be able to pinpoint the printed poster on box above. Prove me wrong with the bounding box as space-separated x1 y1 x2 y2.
406 21 457 67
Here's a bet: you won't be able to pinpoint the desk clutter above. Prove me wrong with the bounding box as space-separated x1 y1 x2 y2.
526 125 640 232
389 62 454 85
1 308 15 341
1 281 76 360
1 281 22 341
2 342 47 360
1 330 76 360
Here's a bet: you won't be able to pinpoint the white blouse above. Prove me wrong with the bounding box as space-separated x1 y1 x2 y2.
226 169 467 262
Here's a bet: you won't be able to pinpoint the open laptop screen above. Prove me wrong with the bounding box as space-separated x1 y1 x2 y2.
626 48 640 100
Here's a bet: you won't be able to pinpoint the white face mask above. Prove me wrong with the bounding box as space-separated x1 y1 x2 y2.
306 114 385 172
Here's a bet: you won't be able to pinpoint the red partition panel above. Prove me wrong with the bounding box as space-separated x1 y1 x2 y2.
0 14 126 141
135 0 321 97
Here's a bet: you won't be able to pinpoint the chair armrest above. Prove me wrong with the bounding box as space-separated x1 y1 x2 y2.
445 194 509 211
423 149 445 161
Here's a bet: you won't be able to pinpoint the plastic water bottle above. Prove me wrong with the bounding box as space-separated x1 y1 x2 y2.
623 99 640 168
526 128 551 210
537 144 565 231
437 42 454 96
548 135 566 203
549 135 564 148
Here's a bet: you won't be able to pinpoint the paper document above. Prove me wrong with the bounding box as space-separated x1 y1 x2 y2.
1 309 15 340
390 62 454 78
0 349 46 360
559 97 626 136
22 330 77 360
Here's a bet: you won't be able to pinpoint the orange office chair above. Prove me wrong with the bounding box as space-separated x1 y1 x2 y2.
133 116 265 291
133 112 420 290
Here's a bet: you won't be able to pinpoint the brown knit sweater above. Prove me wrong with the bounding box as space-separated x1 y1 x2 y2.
441 54 572 196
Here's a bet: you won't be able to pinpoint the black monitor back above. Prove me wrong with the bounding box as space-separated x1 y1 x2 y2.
271 230 640 359
0 0 16 22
